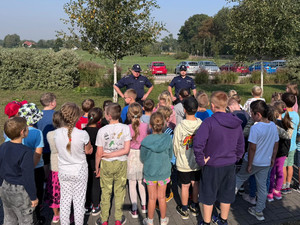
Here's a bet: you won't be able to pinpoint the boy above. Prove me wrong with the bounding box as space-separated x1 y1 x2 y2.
95 103 131 225
194 91 244 225
243 85 265 114
75 99 95 129
35 93 56 179
195 92 213 121
141 99 155 124
174 88 190 124
121 88 137 124
173 96 202 219
0 117 38 224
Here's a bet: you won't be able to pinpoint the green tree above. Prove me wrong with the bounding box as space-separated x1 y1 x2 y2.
161 34 178 52
197 18 214 57
3 34 21 48
61 0 164 102
227 0 300 90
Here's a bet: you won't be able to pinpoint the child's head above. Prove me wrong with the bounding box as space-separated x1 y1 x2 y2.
183 96 198 115
18 103 43 126
178 88 190 101
158 91 172 107
196 92 209 109
273 100 292 130
87 107 103 127
128 102 143 141
143 99 155 113
228 89 237 98
82 99 95 113
271 92 282 103
250 100 268 120
4 117 28 140
52 111 63 128
59 102 81 153
150 112 165 134
103 100 113 112
157 106 173 122
227 97 240 112
231 94 241 104
106 103 121 121
251 86 263 97
5 100 28 118
281 92 296 108
40 92 57 109
267 105 276 122
210 91 228 111
124 89 137 104
286 83 298 96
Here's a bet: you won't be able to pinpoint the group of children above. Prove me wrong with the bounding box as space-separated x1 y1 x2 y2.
0 83 300 225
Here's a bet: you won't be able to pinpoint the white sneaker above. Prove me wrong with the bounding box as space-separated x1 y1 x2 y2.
242 193 256 205
160 217 169 225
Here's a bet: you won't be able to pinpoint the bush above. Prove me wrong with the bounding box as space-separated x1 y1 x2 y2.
287 57 300 82
173 52 189 60
213 71 238 84
78 61 105 86
273 68 289 84
0 48 80 90
195 70 209 84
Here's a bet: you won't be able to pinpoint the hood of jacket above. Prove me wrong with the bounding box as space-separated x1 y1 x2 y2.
141 133 172 153
212 112 242 129
179 118 202 135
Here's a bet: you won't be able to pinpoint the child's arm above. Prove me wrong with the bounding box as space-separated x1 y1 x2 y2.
194 122 210 166
85 141 93 154
236 127 245 161
102 140 130 158
95 146 103 177
243 118 254 138
271 142 279 167
247 142 256 173
276 126 290 140
33 147 43 167
172 126 180 158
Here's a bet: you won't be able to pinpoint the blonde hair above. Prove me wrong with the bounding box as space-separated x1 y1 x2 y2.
60 102 81 153
196 92 209 108
127 103 143 141
124 89 137 100
228 90 237 98
157 106 173 120
252 86 263 97
150 112 165 133
158 91 172 107
40 92 56 107
287 83 298 96
211 91 228 110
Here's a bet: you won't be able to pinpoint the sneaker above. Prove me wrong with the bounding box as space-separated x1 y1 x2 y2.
160 217 169 225
92 206 101 216
188 204 200 216
141 205 147 213
293 186 300 193
143 218 153 225
95 217 108 225
248 206 265 221
115 215 127 225
52 215 60 224
129 210 138 219
267 193 274 202
166 191 173 202
286 187 292 194
281 188 288 195
242 193 256 205
273 190 282 200
176 205 189 220
212 214 228 225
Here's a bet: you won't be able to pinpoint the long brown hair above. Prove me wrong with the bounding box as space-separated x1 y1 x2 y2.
150 112 165 134
273 101 292 130
127 103 143 141
60 102 81 153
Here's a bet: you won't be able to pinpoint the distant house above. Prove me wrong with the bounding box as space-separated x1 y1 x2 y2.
22 41 35 48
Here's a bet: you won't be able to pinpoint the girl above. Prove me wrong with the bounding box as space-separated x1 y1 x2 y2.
156 91 176 128
267 101 292 201
83 107 103 216
127 103 148 218
45 111 62 223
141 112 173 225
55 102 93 225
286 83 298 112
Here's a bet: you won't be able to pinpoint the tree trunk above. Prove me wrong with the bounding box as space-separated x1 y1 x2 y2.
113 62 118 102
260 60 264 93
203 39 206 58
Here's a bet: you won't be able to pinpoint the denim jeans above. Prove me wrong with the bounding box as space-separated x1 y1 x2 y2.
1 180 34 225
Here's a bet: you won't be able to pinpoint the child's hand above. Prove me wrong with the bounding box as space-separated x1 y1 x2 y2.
247 164 252 173
204 156 210 164
95 169 101 178
31 199 39 208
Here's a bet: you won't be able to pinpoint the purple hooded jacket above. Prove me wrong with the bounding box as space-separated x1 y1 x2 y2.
194 112 245 167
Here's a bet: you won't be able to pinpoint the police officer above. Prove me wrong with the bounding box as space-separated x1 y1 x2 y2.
168 65 197 103
113 64 153 105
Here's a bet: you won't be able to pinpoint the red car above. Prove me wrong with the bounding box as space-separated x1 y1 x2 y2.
148 61 167 75
220 62 249 75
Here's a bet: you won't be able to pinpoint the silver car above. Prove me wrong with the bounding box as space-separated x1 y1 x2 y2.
198 61 220 74
175 61 199 75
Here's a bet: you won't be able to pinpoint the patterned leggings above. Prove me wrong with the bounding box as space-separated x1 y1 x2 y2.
59 166 88 225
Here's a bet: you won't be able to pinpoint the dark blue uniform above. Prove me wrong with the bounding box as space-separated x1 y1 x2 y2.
115 74 153 101
169 76 196 98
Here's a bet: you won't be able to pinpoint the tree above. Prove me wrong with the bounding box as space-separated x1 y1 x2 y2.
227 0 300 90
54 38 64 52
61 0 164 102
197 18 214 57
161 34 178 52
3 34 21 48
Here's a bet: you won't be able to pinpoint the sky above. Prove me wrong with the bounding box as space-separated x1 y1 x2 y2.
0 0 233 41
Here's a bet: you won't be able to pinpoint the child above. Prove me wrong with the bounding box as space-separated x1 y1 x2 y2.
267 101 292 201
286 83 298 112
195 91 213 121
95 103 131 225
235 100 278 221
227 97 249 129
0 117 38 224
174 88 190 124
228 89 237 97
141 112 173 225
281 92 299 194
4 100 28 118
243 85 265 114
75 99 95 129
141 99 155 124
45 111 62 223
194 91 244 225
83 107 103 216
121 88 137 124
35 92 57 179
156 91 176 127
100 100 113 127
127 103 148 218
174 96 202 220
55 102 93 225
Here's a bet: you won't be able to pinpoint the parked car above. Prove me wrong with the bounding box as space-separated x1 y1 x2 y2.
148 61 167 75
220 62 249 75
266 60 286 74
198 61 220 74
175 61 199 75
249 61 271 73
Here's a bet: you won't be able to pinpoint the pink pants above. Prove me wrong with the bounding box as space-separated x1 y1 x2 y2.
269 156 286 192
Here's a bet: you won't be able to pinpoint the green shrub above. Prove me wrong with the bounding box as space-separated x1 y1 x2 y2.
195 70 209 84
103 66 123 86
213 71 238 84
0 48 80 90
287 57 300 82
273 68 290 84
78 61 105 86
173 52 189 60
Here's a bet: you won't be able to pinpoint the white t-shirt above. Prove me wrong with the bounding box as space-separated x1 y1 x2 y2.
243 97 265 114
244 121 279 166
96 123 131 162
55 127 89 175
